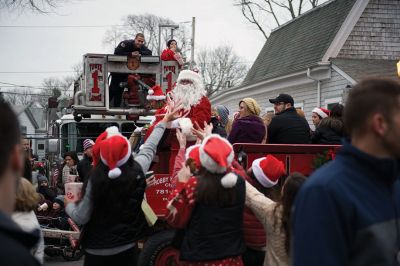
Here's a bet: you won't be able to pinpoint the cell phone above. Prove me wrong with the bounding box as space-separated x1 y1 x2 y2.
145 171 154 179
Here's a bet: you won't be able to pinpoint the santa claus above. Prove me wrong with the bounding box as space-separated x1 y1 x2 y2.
145 69 211 140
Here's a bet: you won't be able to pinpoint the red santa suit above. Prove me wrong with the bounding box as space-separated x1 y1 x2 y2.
145 70 211 173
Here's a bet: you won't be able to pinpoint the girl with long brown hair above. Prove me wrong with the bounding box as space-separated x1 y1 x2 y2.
245 172 307 266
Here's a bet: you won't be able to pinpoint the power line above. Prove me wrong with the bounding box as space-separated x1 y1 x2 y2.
0 81 34 88
0 25 126 28
0 91 52 96
0 71 75 74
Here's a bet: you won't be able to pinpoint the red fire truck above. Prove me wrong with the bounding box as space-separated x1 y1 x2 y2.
72 53 341 265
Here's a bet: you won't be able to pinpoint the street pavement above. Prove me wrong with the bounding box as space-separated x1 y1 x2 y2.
44 255 83 266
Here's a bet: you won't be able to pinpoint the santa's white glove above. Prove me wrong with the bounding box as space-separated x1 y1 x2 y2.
170 118 193 136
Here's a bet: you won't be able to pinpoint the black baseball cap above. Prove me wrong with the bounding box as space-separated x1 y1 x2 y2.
269 94 294 106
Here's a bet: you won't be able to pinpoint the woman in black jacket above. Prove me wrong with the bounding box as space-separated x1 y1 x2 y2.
312 104 345 144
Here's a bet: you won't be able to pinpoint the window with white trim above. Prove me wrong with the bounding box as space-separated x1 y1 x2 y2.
324 97 342 110
294 103 304 110
265 107 274 114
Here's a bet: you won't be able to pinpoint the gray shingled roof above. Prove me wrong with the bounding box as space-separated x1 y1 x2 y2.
243 0 356 86
332 58 399 82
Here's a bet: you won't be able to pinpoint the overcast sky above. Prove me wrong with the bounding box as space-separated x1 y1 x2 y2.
0 0 266 90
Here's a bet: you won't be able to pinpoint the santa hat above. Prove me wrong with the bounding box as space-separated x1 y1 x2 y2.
199 134 237 188
83 139 94 151
312 107 330 119
177 70 201 84
96 126 132 179
252 155 286 188
185 144 201 169
147 85 166 101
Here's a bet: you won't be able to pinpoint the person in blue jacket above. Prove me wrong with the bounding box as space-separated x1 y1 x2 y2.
292 78 400 266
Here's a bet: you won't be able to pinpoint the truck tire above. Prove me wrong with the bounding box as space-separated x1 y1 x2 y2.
137 230 180 266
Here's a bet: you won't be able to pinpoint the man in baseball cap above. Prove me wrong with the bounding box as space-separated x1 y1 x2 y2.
269 94 294 114
267 93 310 144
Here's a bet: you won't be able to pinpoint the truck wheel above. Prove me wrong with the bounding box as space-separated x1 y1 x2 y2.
137 230 180 266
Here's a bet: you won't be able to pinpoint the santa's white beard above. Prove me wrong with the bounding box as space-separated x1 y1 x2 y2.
173 83 206 110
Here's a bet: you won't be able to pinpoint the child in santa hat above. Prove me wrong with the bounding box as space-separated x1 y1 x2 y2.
245 164 307 266
165 134 246 266
227 155 286 266
64 104 182 266
311 107 330 128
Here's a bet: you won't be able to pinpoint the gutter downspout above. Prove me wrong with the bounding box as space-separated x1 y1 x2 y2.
307 68 321 107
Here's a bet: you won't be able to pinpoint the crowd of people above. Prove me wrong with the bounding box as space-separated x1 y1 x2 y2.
0 32 399 266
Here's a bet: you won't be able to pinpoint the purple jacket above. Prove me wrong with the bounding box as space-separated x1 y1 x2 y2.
228 115 266 144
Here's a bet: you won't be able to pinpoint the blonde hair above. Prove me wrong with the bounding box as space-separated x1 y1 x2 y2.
240 98 261 116
15 177 41 212
225 118 233 135
296 109 305 118
262 113 275 127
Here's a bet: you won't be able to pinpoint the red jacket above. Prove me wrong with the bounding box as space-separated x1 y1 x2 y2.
231 160 267 248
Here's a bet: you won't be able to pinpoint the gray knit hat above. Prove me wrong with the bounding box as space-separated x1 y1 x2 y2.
37 175 48 184
216 105 229 126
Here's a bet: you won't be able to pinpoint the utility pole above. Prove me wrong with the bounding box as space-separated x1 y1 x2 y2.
190 17 196 69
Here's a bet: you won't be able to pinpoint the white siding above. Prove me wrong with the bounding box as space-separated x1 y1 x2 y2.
320 69 351 104
18 112 37 154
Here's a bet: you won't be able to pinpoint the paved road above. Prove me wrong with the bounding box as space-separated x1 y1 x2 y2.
44 255 84 266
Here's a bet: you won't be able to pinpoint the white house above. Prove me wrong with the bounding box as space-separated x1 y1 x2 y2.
13 105 47 159
210 0 400 129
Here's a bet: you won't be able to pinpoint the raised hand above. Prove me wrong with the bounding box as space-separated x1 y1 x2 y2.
192 121 214 141
146 175 157 187
177 163 191 183
163 102 183 122
176 129 187 148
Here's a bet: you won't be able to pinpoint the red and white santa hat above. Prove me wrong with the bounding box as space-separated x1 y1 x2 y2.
312 107 330 119
185 144 201 170
97 126 132 179
252 155 286 188
199 134 237 188
147 85 166 101
177 69 201 84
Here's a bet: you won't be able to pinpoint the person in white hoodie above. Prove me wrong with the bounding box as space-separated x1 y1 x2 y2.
12 177 44 264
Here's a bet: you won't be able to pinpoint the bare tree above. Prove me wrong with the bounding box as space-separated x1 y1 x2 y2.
0 0 67 13
197 46 249 97
234 0 328 39
0 88 32 105
2 90 19 105
103 14 190 57
17 88 32 105
71 62 83 80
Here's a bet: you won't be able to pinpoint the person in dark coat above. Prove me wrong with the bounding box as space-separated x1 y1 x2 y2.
228 98 266 144
311 117 344 144
109 33 153 107
210 107 227 137
267 94 311 144
311 104 345 144
77 139 94 184
37 175 56 202
66 106 181 266
0 100 40 266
